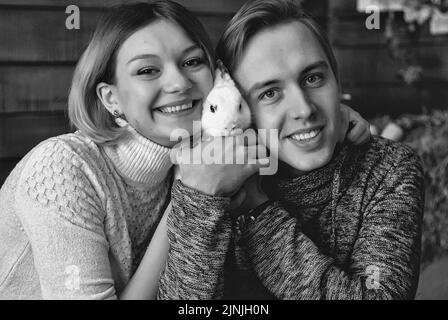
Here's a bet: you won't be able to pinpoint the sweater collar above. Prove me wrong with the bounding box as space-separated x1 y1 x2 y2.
265 142 351 208
103 126 173 186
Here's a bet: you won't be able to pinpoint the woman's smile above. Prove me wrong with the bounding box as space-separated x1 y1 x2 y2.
155 99 202 117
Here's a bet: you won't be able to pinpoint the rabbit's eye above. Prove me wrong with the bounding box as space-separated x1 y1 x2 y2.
239 104 242 111
210 105 217 113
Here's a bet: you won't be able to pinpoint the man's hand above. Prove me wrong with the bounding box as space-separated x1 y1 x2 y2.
341 104 371 145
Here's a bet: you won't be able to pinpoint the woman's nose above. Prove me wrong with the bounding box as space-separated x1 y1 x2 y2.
162 66 193 94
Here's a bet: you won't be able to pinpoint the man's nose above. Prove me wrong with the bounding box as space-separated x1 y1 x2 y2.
162 66 193 94
287 84 316 119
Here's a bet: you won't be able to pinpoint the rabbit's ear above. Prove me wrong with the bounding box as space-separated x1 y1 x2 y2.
216 59 229 74
213 67 224 86
216 59 233 82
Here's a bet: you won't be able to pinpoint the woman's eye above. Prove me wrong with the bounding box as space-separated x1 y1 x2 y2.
304 74 324 87
183 57 204 68
137 68 159 76
259 88 280 102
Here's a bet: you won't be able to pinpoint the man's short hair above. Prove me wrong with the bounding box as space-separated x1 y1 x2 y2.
216 0 339 84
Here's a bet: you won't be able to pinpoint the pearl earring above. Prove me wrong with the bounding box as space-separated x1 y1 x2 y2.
112 110 127 127
113 110 123 119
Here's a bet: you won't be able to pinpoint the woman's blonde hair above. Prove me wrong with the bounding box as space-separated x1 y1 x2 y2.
68 1 214 144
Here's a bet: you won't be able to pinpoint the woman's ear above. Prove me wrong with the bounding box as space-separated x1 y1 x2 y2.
96 82 120 115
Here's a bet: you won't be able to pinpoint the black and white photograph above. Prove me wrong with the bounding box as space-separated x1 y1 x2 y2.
0 0 447 304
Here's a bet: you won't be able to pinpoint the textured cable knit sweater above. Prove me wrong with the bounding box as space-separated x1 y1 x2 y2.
157 137 424 300
0 126 173 299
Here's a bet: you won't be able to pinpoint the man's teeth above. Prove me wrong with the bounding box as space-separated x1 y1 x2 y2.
290 129 321 142
159 102 193 113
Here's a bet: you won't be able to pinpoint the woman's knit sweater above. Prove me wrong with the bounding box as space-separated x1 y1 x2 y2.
157 136 424 299
0 127 173 299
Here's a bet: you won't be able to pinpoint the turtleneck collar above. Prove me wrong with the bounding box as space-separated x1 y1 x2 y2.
102 125 173 186
265 142 351 208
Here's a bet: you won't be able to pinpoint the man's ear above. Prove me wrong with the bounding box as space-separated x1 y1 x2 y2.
96 82 120 115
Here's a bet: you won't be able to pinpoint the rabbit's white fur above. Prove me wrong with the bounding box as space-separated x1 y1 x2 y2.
174 62 251 180
201 62 251 137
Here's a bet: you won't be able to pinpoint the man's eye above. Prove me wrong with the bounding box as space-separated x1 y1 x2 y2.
304 74 324 86
137 68 159 76
183 57 204 68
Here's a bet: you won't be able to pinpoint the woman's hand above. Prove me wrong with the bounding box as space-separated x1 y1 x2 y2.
175 130 269 197
341 104 371 145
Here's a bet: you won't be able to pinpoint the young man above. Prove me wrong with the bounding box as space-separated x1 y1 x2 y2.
157 0 424 299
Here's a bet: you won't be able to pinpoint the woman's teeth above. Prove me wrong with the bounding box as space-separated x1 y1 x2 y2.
290 129 321 142
159 102 193 114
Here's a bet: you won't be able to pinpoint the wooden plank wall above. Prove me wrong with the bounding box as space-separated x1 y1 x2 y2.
0 0 326 186
329 0 448 118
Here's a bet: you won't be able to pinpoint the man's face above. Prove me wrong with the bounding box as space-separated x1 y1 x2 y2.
235 21 344 175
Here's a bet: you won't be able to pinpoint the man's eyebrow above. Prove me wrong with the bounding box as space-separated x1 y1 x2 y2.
301 60 329 75
249 80 281 95
127 45 202 65
248 60 329 94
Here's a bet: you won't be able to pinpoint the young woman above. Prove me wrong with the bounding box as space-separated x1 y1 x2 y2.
0 1 370 300
157 0 424 300
0 1 221 299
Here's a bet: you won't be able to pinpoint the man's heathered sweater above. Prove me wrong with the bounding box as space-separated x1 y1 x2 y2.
157 136 424 300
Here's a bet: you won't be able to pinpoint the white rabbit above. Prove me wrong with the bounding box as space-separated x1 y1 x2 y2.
201 60 251 137
174 60 251 180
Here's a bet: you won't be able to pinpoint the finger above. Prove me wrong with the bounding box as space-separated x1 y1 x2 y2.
357 130 372 145
236 129 258 146
354 121 371 138
349 124 371 145
256 157 270 167
347 124 364 142
245 144 269 160
349 111 362 123
245 158 270 173
229 128 244 136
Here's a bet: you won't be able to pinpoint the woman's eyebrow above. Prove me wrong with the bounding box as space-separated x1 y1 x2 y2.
126 45 201 65
127 54 158 65
182 44 202 54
